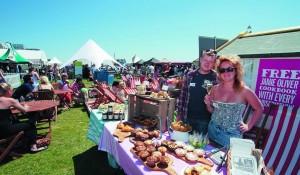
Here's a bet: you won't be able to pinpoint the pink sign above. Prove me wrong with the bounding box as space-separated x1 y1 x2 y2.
255 58 300 109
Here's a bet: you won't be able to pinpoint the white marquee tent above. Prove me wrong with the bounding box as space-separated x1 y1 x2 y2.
61 39 124 69
47 57 62 65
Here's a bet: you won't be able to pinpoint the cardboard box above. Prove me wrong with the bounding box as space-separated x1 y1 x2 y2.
128 94 175 132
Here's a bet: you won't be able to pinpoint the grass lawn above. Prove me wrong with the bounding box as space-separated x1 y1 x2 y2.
0 79 124 175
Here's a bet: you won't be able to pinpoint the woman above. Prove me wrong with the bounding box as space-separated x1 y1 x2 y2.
53 63 60 81
28 67 40 90
110 81 125 103
72 77 88 104
0 83 47 152
204 55 263 147
58 73 72 106
38 76 54 90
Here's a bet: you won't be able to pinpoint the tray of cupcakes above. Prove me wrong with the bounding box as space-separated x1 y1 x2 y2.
161 140 214 167
130 140 178 175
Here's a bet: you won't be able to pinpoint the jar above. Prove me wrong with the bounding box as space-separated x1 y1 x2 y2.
102 111 108 120
114 111 119 120
108 112 113 120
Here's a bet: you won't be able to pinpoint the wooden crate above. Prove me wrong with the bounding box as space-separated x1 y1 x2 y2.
128 94 176 132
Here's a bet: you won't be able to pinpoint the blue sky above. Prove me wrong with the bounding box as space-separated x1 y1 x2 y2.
1 0 299 63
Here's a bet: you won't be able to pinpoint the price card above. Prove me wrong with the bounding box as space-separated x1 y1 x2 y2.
162 85 169 91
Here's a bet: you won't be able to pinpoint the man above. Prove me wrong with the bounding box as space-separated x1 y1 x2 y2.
176 49 218 134
12 74 35 101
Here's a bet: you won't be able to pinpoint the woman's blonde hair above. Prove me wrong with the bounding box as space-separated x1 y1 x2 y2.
216 55 244 92
0 83 12 96
40 76 50 84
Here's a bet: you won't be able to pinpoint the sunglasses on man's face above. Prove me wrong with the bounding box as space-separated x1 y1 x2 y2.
205 49 217 55
219 67 236 74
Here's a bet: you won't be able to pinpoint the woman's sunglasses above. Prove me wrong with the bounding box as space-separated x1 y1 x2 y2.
219 67 236 74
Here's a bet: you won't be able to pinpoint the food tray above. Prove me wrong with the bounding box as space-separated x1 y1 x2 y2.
130 147 178 175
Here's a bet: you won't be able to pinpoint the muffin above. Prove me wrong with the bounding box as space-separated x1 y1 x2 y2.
144 140 153 147
134 141 144 147
136 145 146 152
117 123 124 129
175 148 187 157
185 152 198 161
159 156 170 166
167 142 178 152
152 130 159 138
183 145 195 152
161 140 170 147
151 151 162 158
193 149 205 157
175 141 186 148
135 131 144 138
157 146 167 156
140 134 149 141
146 145 156 153
138 150 150 161
146 156 158 168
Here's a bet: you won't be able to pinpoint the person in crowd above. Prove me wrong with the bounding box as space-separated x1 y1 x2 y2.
28 67 40 90
47 65 54 82
12 74 35 101
177 49 218 134
153 66 159 80
58 73 72 106
72 76 88 105
0 69 6 83
148 64 155 76
110 81 125 103
204 55 263 147
168 65 175 77
0 83 47 152
53 63 60 81
158 72 167 90
38 76 54 90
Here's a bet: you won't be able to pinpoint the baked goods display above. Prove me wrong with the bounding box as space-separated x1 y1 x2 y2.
150 91 169 99
131 144 177 175
183 163 212 175
171 121 193 132
160 140 213 166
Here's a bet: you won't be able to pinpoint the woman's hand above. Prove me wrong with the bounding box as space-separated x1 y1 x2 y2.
238 122 249 133
204 94 212 107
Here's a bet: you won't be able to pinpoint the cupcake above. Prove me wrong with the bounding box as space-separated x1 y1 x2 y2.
159 156 170 166
151 151 162 158
138 150 150 161
157 146 167 156
140 134 149 141
136 145 146 152
146 145 157 153
146 156 158 168
144 140 153 147
134 141 144 147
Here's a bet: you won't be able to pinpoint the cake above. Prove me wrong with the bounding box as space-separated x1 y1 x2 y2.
146 145 156 153
136 145 146 152
134 141 144 147
138 150 150 161
146 156 158 168
175 148 187 157
185 152 198 161
183 145 195 152
159 156 170 165
193 149 205 157
157 146 167 156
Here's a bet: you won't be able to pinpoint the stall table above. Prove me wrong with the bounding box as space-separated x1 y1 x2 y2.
87 109 227 175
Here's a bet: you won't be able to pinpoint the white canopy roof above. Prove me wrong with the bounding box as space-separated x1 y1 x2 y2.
61 39 124 69
47 57 62 65
132 55 141 63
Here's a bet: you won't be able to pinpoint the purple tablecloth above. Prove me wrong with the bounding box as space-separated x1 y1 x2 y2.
98 121 227 175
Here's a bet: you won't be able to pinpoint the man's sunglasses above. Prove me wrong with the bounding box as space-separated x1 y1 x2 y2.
205 49 217 55
219 67 236 73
